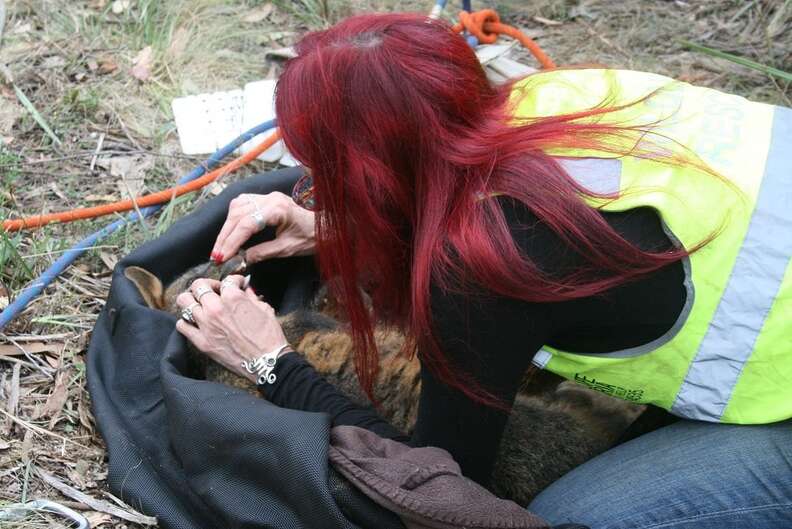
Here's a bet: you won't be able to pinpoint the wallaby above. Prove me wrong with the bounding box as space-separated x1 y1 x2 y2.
124 254 645 505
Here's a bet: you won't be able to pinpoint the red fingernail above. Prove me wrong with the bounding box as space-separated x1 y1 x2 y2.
210 251 218 261
216 252 224 263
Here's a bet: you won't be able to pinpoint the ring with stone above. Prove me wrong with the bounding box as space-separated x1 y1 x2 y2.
194 285 213 302
181 302 200 324
251 211 265 231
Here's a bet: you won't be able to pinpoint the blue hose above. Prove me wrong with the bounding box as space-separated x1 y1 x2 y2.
463 0 477 46
429 0 447 17
0 120 277 331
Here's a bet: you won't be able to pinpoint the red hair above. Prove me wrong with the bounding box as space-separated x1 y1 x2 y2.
275 13 706 405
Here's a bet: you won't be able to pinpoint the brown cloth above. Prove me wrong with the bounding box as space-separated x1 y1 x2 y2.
328 426 550 529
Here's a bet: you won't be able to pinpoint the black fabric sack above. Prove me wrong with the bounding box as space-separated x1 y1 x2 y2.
86 168 403 529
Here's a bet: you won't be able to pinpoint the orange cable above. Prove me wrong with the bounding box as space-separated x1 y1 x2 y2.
453 9 556 70
3 131 281 232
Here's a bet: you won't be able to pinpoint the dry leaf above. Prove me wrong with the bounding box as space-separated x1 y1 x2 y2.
0 281 9 311
68 460 92 489
111 0 131 14
261 31 296 43
208 181 226 196
110 156 153 198
533 15 562 26
43 369 71 428
99 251 118 271
20 429 34 462
265 47 297 60
244 3 274 23
85 193 118 203
94 157 111 170
0 341 65 356
85 512 114 527
44 353 61 369
13 22 32 35
41 55 67 69
130 46 154 82
0 438 10 450
0 98 22 135
78 394 94 432
677 71 712 84
97 57 119 74
68 468 88 490
49 182 68 201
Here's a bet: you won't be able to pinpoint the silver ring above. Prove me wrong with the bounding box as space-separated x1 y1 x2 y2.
219 277 237 292
251 211 265 231
181 302 200 324
194 285 213 302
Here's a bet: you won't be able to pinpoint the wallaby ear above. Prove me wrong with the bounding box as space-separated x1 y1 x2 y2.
124 266 166 310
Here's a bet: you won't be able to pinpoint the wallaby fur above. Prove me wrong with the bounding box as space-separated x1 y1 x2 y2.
124 254 644 505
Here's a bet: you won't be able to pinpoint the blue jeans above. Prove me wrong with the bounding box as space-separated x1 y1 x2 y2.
529 419 792 529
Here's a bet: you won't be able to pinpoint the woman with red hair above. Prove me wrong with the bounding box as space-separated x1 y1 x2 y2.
175 13 792 529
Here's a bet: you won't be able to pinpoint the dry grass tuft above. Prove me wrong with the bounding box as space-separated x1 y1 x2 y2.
495 0 790 105
0 1 789 528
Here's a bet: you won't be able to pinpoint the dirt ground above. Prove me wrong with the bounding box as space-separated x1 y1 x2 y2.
0 0 789 527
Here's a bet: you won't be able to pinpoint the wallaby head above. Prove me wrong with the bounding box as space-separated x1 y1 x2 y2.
124 251 247 313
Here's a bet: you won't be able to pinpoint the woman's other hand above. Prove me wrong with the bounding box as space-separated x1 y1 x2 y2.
211 192 316 264
175 275 290 383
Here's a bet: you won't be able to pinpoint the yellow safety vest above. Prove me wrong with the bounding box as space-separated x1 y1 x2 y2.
511 69 792 424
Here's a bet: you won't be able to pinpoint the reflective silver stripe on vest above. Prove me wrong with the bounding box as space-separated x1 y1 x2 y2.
558 158 622 195
672 105 792 422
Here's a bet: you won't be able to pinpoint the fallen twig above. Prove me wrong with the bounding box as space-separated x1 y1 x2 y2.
89 132 106 172
0 0 6 44
0 408 88 449
36 468 158 526
3 363 19 435
1 333 71 342
0 336 57 378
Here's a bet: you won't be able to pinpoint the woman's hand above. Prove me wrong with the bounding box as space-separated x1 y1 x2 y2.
175 275 290 383
211 192 316 264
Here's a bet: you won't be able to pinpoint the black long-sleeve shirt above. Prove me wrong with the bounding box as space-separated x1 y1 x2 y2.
263 199 686 486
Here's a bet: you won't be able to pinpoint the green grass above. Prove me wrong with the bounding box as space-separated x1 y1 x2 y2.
679 39 792 83
0 146 21 187
0 231 35 290
275 0 331 27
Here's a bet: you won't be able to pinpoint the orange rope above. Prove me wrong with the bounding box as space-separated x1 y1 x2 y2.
3 131 281 232
453 9 556 70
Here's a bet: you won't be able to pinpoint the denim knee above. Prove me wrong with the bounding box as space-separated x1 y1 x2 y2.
528 419 792 529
